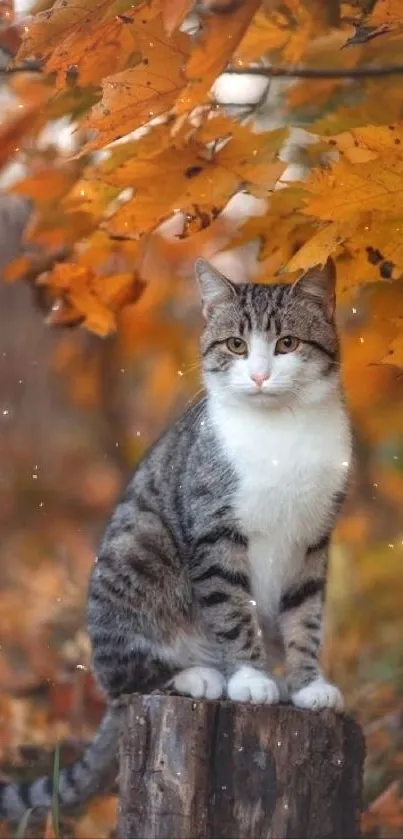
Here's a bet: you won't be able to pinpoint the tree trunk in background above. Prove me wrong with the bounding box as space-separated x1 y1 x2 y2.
0 194 30 277
118 694 365 839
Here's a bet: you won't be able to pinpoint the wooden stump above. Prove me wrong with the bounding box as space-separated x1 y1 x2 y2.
117 695 365 839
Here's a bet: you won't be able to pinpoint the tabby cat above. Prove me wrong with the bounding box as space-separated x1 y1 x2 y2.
0 257 352 824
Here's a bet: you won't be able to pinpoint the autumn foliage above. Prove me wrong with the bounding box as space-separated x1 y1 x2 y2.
1 0 403 836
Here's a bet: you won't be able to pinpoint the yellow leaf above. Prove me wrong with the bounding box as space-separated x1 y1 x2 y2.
302 155 403 221
234 8 292 64
326 124 403 161
287 220 357 272
105 122 285 237
105 144 205 236
235 1 316 66
343 217 403 279
312 77 403 136
214 125 287 192
96 122 172 177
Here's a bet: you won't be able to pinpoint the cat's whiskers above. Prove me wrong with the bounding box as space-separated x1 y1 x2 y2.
184 387 206 412
180 361 200 376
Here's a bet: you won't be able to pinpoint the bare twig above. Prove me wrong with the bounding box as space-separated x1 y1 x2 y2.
4 61 403 81
2 59 43 74
227 64 403 80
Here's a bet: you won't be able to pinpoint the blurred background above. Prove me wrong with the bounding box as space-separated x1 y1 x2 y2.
1 0 403 836
1 207 403 838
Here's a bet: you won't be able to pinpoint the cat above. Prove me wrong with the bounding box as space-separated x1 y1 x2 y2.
0 257 352 824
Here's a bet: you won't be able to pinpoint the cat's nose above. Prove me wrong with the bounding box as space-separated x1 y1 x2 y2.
250 371 269 387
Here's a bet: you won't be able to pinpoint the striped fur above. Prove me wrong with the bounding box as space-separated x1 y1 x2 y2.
0 708 118 825
0 258 352 824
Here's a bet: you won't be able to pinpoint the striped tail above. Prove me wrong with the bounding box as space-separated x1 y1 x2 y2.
0 709 118 826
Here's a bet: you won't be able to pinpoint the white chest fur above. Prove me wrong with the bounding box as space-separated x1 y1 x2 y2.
209 396 351 617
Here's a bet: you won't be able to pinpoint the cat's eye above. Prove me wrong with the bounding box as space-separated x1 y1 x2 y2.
275 336 300 354
226 336 248 355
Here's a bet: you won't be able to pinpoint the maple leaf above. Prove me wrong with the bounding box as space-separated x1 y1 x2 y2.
302 155 403 221
176 0 261 113
286 219 358 273
44 13 144 89
105 144 206 237
162 0 192 36
212 123 287 194
104 122 285 237
16 0 144 62
41 262 143 334
368 0 403 33
12 161 84 209
326 124 403 160
83 11 190 149
234 0 337 68
0 106 46 170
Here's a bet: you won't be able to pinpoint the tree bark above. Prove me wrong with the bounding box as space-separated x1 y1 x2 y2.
118 694 365 839
0 194 30 277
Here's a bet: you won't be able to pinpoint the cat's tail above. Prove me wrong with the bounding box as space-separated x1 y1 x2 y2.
0 707 118 826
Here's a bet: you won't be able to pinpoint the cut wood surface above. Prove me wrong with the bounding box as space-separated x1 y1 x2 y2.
118 694 365 839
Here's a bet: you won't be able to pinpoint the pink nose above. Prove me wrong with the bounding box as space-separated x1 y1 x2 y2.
250 371 269 387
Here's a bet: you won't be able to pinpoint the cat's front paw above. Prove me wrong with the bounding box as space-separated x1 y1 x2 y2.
171 666 226 700
227 665 280 704
291 678 344 711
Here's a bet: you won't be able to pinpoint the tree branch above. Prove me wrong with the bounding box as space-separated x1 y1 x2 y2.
1 59 43 74
4 61 403 81
227 64 403 80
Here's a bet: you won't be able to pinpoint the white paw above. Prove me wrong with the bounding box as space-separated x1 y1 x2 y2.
172 666 225 700
292 678 344 711
227 666 280 704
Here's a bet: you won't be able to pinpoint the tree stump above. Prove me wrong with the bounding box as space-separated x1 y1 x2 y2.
117 694 365 839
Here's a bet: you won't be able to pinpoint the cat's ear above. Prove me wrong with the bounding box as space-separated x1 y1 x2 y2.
195 258 236 318
295 258 336 321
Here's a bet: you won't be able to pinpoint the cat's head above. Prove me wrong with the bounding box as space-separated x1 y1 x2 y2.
195 258 340 409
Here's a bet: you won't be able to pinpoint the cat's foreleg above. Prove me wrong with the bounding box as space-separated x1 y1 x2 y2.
189 537 281 704
279 542 344 711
